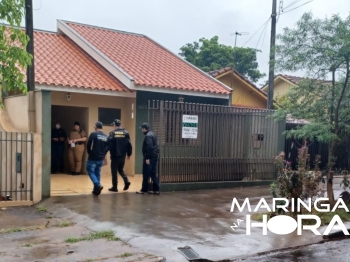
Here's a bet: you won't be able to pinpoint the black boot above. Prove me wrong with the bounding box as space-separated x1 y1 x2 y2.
108 186 118 192
123 182 131 191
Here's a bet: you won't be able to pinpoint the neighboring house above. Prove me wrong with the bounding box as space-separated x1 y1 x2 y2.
208 67 269 109
1 20 232 199
261 74 305 100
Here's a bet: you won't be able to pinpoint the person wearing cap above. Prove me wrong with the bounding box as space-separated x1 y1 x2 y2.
137 123 160 195
67 121 87 175
86 121 108 195
51 120 67 174
106 119 132 192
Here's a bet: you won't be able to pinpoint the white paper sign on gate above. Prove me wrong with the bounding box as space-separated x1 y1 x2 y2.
182 115 198 139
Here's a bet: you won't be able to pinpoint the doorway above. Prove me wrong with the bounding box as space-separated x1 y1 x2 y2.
51 105 89 174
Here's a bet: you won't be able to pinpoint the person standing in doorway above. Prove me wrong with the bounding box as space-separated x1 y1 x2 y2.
137 123 160 195
51 121 66 174
68 121 87 175
107 119 132 192
86 121 108 196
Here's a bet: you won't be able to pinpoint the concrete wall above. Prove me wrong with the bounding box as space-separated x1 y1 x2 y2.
51 91 136 176
0 91 44 204
3 95 29 131
217 73 267 108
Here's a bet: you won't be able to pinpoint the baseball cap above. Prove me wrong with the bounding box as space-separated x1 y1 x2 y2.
95 121 103 129
140 122 150 130
111 119 121 126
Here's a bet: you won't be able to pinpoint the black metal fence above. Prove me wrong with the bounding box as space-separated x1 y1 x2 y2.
284 123 329 170
0 132 34 202
148 100 285 183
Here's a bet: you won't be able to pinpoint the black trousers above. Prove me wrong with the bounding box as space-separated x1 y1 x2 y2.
141 157 160 192
111 156 129 187
52 145 64 173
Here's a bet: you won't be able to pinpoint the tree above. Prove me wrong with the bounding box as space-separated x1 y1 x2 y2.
273 12 350 207
0 0 32 103
179 36 266 82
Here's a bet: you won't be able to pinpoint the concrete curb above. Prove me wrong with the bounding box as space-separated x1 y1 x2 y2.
160 180 274 192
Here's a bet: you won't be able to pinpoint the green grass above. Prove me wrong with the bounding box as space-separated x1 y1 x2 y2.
65 230 120 243
59 221 74 227
251 206 350 226
36 207 47 212
4 228 23 233
120 253 133 258
46 215 53 219
22 243 32 247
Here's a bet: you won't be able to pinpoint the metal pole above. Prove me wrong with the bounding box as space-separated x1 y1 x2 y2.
25 0 35 92
235 32 238 47
267 0 277 109
25 0 36 133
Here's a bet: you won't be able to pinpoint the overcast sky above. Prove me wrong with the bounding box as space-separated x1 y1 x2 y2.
31 0 350 86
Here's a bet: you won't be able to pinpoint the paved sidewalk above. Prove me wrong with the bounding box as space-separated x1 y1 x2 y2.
51 173 142 196
0 206 164 261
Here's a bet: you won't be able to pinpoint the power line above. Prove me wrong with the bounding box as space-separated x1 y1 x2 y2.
255 19 270 49
242 17 271 47
283 0 302 10
260 19 270 50
34 0 42 11
281 0 313 15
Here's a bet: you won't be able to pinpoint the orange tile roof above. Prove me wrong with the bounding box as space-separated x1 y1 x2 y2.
33 30 130 92
65 22 230 95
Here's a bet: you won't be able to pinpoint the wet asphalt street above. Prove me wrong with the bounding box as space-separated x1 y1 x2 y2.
40 185 327 262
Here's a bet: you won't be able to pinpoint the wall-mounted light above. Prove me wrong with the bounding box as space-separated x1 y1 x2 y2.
66 93 71 101
178 96 184 103
131 112 134 119
132 103 134 110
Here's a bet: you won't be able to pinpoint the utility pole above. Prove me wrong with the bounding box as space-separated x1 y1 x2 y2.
267 0 277 110
25 0 35 92
25 0 36 132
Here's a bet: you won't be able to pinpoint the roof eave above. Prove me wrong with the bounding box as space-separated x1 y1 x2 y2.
57 20 136 90
35 83 136 98
136 85 230 99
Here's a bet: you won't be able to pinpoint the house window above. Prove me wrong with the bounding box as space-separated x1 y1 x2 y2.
98 107 121 125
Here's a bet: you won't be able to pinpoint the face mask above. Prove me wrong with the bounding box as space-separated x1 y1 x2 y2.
56 124 60 129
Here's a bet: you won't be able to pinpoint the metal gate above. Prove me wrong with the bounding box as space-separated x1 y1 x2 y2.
0 132 34 202
148 100 285 183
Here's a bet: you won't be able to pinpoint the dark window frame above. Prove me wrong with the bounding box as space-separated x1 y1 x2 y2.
98 107 121 125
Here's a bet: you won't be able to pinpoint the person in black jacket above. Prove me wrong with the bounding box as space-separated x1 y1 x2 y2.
107 119 132 192
137 123 160 195
86 121 108 196
51 121 67 174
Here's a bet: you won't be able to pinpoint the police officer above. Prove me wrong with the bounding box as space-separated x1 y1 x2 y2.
107 119 132 192
86 121 108 196
51 121 67 174
67 121 87 175
137 123 160 195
